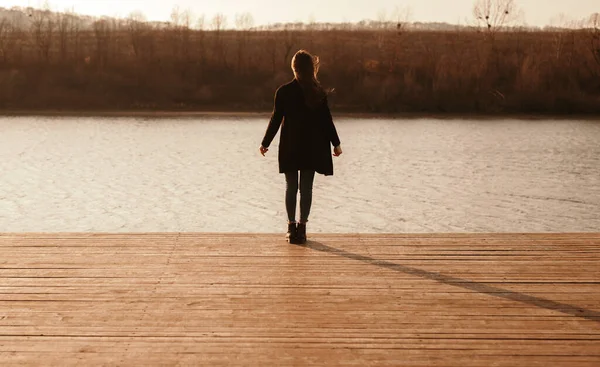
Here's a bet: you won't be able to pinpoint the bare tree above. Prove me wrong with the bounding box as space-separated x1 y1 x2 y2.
376 9 388 29
235 12 254 30
234 12 254 73
473 0 520 32
170 6 183 28
179 9 193 65
30 3 55 62
281 25 297 68
547 13 581 64
211 13 227 32
307 14 316 30
0 18 13 63
70 12 82 63
267 30 277 73
56 9 74 62
392 5 412 34
589 13 600 66
211 13 228 66
93 18 111 68
194 14 207 71
126 11 149 60
167 6 193 76
168 6 184 61
195 14 205 30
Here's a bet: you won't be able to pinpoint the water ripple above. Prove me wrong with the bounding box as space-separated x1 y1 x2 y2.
0 116 599 233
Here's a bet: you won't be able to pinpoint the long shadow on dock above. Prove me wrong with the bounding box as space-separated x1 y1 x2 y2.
302 240 600 323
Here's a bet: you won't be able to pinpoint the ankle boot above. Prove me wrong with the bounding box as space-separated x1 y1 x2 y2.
296 223 307 244
286 222 298 243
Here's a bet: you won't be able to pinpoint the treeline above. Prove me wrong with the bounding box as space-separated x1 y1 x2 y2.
0 7 599 114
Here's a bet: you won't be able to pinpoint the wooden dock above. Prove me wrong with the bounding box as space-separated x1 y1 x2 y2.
0 233 598 366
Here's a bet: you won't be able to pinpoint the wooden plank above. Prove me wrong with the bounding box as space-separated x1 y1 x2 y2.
0 233 598 366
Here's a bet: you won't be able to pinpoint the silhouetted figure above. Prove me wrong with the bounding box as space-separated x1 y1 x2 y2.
260 50 342 244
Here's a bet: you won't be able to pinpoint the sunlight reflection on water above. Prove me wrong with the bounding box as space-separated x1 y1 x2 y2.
0 116 598 233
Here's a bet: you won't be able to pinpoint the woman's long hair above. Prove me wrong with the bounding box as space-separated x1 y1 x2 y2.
291 50 326 109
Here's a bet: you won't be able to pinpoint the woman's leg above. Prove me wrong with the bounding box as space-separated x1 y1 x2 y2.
299 170 316 223
284 171 299 223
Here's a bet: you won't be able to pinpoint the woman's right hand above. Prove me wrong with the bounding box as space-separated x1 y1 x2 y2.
259 145 269 156
333 145 343 157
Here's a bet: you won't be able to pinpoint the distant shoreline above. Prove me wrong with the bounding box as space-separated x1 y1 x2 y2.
1 110 599 121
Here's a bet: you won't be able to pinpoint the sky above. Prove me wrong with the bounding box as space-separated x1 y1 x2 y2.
0 0 598 27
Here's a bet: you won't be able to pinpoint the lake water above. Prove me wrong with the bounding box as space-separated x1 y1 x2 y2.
0 116 598 233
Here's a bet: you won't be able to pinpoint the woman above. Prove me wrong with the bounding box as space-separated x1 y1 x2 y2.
260 50 342 245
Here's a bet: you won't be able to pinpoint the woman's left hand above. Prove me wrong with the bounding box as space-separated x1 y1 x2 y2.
333 145 343 157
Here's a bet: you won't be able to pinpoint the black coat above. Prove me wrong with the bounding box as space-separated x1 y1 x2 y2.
261 79 341 176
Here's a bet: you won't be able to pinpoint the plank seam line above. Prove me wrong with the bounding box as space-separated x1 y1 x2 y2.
139 232 180 318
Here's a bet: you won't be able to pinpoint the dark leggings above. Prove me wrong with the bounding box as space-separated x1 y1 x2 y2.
284 170 316 223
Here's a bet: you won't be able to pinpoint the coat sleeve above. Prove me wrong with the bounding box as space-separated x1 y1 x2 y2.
261 87 285 148
323 97 341 147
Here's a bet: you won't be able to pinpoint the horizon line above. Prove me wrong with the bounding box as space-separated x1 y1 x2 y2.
1 4 598 30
